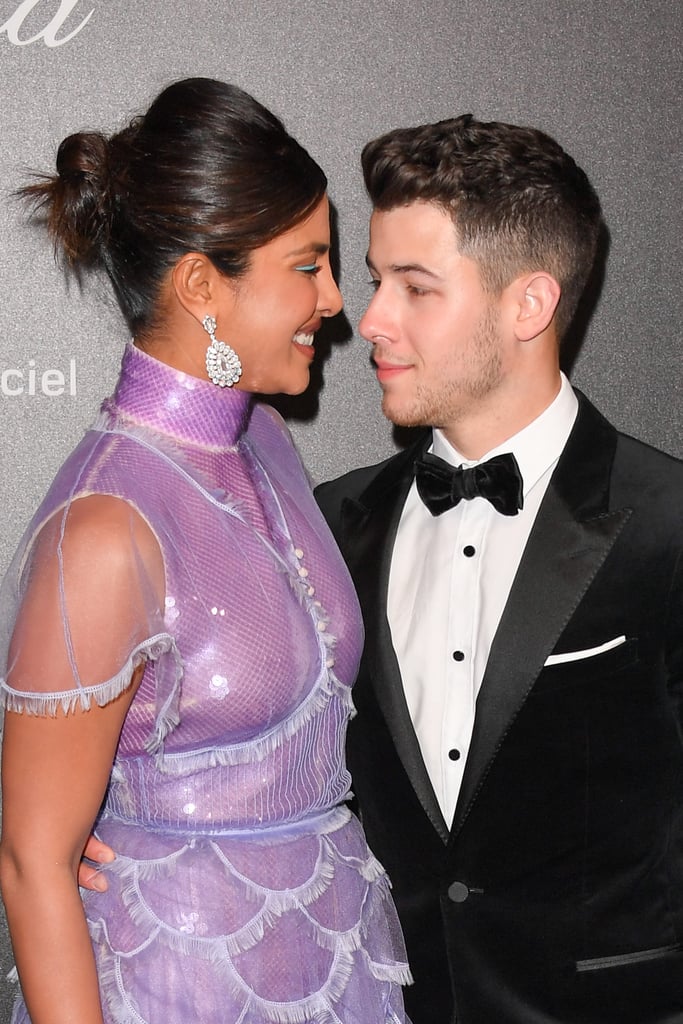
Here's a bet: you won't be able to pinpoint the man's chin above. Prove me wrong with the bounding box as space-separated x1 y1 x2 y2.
381 396 427 429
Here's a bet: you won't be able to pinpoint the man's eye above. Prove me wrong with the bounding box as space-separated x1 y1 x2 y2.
368 279 380 291
407 284 428 296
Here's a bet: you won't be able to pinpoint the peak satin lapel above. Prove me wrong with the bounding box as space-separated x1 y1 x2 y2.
451 490 631 839
340 437 450 842
450 393 631 840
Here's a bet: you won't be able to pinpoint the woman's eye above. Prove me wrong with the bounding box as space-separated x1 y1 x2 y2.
295 263 321 275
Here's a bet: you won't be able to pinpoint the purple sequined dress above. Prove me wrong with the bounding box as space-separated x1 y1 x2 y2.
1 344 411 1024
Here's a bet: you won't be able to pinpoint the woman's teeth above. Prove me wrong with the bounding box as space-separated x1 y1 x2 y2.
293 332 314 346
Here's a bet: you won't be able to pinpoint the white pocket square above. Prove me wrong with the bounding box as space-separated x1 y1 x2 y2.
544 635 627 666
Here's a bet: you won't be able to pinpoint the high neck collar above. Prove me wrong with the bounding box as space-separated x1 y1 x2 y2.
108 342 253 448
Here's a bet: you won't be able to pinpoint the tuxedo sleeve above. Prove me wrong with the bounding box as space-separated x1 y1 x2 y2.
314 481 342 538
666 545 683 731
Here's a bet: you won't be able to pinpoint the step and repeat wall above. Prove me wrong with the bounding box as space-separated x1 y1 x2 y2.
0 0 681 1013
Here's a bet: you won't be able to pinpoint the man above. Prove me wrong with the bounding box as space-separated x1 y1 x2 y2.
315 116 683 1023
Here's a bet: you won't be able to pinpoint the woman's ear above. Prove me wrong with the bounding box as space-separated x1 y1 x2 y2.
510 271 562 342
170 253 228 322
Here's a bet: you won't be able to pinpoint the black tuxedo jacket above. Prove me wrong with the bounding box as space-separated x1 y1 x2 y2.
316 393 683 1024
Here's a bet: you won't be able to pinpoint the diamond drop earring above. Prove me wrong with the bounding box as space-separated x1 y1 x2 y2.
203 315 242 388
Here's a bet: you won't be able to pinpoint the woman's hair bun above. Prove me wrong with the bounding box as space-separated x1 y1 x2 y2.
56 131 109 189
22 131 114 267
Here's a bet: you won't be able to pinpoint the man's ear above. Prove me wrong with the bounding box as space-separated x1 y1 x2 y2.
509 271 561 342
170 252 230 322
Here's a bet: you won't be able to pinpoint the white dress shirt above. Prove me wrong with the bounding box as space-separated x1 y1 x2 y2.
387 375 578 825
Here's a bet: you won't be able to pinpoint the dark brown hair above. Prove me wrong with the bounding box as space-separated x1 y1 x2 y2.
22 78 327 334
362 114 603 339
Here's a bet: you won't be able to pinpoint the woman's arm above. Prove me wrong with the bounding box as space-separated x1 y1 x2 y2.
0 495 164 1024
1 688 138 1023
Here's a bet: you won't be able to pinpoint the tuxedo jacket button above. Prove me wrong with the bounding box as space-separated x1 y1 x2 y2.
447 881 470 903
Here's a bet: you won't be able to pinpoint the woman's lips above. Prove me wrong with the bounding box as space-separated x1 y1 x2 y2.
292 331 315 359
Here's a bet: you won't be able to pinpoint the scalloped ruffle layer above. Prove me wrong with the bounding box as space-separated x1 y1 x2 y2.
79 809 411 1024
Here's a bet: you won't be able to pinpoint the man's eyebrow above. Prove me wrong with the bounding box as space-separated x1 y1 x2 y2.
365 254 440 279
288 243 330 256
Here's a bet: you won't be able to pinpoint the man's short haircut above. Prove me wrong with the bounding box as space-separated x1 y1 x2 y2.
362 115 603 339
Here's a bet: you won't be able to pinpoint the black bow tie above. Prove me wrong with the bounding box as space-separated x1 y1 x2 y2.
414 451 524 517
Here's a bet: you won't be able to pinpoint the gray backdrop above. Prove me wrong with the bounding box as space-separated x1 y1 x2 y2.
0 0 681 1016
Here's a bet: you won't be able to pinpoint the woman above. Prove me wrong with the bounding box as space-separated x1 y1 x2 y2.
0 78 410 1024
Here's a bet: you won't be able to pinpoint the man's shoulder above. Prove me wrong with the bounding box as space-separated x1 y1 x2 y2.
612 428 683 507
613 423 682 469
315 432 429 529
316 454 396 501
574 391 683 522
575 389 682 476
314 452 402 530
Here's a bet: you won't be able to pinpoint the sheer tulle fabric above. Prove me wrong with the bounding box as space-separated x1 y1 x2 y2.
1 344 411 1023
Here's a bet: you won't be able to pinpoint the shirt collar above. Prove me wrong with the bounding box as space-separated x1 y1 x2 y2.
432 372 578 497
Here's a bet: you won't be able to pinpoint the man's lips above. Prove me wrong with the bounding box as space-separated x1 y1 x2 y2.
373 359 412 382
